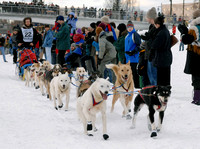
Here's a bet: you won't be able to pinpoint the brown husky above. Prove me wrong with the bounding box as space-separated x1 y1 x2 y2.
106 61 134 119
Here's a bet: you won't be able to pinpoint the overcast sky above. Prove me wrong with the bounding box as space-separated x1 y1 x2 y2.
0 0 195 11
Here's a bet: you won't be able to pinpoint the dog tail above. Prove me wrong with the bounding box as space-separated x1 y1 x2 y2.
106 64 119 76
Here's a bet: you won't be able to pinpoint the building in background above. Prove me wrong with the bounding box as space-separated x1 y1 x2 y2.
162 2 199 21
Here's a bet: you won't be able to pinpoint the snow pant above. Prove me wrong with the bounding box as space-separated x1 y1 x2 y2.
0 46 7 62
157 66 171 86
34 48 40 60
130 63 140 89
192 75 200 90
51 52 56 65
45 47 52 64
147 61 157 85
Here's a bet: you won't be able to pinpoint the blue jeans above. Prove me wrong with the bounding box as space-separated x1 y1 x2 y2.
179 42 184 51
0 47 7 62
45 47 52 64
34 48 40 60
147 61 157 85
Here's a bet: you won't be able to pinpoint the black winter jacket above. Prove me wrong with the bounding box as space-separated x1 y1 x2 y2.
16 25 38 48
151 25 172 68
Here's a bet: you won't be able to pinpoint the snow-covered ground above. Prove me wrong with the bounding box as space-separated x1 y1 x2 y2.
0 31 200 149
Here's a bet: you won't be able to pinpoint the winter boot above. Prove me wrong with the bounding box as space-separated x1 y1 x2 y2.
192 90 200 105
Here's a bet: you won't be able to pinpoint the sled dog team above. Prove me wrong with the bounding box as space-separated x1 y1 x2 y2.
24 60 171 140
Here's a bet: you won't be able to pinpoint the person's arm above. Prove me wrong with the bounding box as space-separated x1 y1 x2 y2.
56 26 69 39
98 39 106 59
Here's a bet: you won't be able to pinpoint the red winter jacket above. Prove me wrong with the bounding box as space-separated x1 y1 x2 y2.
73 34 84 43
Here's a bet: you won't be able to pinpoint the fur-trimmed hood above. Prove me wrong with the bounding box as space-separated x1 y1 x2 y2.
190 17 200 26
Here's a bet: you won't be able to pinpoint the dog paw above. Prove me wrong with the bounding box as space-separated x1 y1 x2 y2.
103 134 109 140
55 107 58 110
35 86 40 89
150 131 157 138
156 127 161 132
126 114 132 120
87 134 93 136
129 109 131 112
58 103 63 108
47 94 49 98
130 125 135 129
93 127 98 132
87 122 93 131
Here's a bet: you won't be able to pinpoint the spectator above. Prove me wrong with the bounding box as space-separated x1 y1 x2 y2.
125 21 141 88
172 24 176 35
110 22 119 39
66 12 78 34
42 24 54 63
178 9 200 105
0 35 7 62
113 23 127 64
101 15 117 41
11 26 20 64
150 15 172 87
56 15 70 66
96 27 116 82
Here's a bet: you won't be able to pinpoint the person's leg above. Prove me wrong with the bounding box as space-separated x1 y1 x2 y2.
147 61 157 85
157 66 171 86
0 47 7 62
191 75 200 105
51 52 56 64
13 47 18 63
58 50 66 66
45 47 52 64
130 63 140 88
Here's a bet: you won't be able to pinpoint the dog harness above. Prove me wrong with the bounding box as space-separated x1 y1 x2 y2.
92 94 103 106
139 85 161 110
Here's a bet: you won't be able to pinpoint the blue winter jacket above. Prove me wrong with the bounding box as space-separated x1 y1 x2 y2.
92 41 99 52
125 29 141 63
67 12 78 29
42 30 54 48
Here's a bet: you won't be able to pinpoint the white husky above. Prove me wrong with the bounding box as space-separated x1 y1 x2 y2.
75 67 88 87
77 78 111 140
50 72 71 111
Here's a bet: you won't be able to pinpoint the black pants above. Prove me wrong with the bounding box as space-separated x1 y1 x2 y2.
157 66 171 86
130 63 140 89
58 50 66 66
13 48 17 63
192 75 200 90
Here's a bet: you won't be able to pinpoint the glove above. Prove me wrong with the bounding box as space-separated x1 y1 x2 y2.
178 24 188 35
126 50 138 56
87 121 93 131
97 58 102 65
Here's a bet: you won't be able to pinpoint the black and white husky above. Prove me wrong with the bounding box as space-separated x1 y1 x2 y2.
131 85 171 138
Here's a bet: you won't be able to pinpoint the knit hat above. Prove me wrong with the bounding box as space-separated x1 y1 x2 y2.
154 15 165 25
76 28 82 34
13 26 20 32
96 27 103 36
117 23 126 33
193 9 200 19
101 16 110 24
57 15 64 21
90 22 96 29
146 7 157 19
44 24 50 28
98 23 106 31
127 20 134 28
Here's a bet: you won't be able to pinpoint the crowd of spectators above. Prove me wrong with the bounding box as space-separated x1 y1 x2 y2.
0 1 59 15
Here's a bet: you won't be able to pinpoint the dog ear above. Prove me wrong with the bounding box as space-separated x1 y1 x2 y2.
65 71 69 75
118 61 122 66
58 72 62 76
126 61 131 66
106 77 109 81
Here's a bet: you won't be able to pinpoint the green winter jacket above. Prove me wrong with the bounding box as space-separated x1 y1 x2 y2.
113 31 127 63
56 22 70 50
